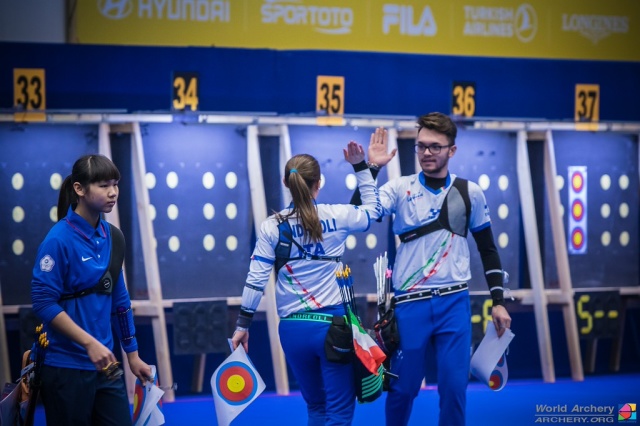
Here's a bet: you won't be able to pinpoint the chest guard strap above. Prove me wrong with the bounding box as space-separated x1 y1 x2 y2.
59 223 125 301
399 178 471 243
274 218 341 272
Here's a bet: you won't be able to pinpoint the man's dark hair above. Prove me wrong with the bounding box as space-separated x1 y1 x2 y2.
417 112 457 146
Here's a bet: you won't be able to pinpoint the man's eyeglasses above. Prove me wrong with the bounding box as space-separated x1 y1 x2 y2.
414 143 453 154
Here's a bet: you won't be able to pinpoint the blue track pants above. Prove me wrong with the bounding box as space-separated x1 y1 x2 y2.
279 305 356 426
385 290 471 426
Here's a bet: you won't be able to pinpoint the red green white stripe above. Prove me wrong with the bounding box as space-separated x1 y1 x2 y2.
347 308 386 375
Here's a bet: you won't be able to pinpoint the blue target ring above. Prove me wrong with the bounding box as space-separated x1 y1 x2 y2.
215 361 259 406
489 370 504 390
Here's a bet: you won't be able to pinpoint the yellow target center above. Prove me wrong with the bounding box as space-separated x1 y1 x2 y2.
572 204 583 217
573 232 583 246
572 175 583 190
227 374 246 393
489 380 495 387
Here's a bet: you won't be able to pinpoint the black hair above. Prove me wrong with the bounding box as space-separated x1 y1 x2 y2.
57 154 120 221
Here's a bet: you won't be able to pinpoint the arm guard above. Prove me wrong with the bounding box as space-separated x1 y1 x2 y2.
236 307 255 329
350 165 380 206
471 226 505 307
235 281 264 330
111 306 138 353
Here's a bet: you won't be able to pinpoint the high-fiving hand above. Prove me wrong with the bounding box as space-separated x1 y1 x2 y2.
343 141 366 165
368 127 397 167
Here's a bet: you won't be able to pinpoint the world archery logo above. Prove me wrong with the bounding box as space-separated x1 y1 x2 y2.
215 361 259 405
619 403 637 422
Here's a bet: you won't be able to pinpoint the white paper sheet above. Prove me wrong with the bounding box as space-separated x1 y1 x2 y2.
133 365 165 426
470 325 515 391
0 384 21 426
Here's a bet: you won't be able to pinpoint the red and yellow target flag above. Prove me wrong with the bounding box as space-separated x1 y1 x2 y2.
568 166 588 254
132 365 165 426
470 324 515 391
211 344 266 426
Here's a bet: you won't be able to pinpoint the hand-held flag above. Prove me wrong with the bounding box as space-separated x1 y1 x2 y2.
132 365 165 426
347 308 386 375
0 382 22 425
211 344 266 426
337 263 387 403
470 325 515 391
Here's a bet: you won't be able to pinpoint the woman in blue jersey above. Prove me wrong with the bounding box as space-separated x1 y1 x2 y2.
31 154 151 425
231 141 382 425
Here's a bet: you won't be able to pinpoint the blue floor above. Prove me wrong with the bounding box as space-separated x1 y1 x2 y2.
29 373 639 425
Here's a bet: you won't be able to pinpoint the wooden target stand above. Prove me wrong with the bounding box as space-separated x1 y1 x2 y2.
515 129 583 382
100 122 175 402
478 125 639 381
0 279 9 388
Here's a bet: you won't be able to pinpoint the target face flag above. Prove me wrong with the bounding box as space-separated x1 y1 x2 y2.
132 365 165 426
470 324 514 392
568 166 588 254
211 345 265 426
216 361 258 405
132 380 147 421
488 354 508 391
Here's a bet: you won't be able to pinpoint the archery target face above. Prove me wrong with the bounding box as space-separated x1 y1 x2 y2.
133 383 146 420
568 166 588 254
489 370 504 390
488 355 506 390
215 361 258 405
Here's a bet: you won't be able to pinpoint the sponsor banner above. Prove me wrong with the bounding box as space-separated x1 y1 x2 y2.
79 0 640 61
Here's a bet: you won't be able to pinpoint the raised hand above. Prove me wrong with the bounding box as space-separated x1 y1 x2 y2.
368 127 397 167
343 140 366 165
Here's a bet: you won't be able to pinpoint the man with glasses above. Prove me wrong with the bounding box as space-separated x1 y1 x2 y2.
361 112 511 426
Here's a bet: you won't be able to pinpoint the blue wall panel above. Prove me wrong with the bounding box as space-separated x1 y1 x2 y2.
0 43 278 114
275 50 640 121
2 42 639 121
543 132 639 288
0 122 99 305
139 123 251 299
449 130 521 291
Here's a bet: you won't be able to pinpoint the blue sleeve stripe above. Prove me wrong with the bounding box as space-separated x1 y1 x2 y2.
363 210 371 232
470 222 491 233
252 255 274 265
